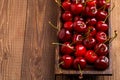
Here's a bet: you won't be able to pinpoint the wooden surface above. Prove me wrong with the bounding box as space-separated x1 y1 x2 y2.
0 0 119 80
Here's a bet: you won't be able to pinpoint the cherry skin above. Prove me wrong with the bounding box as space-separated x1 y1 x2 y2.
73 20 87 33
61 42 74 55
86 26 97 37
97 0 106 8
86 18 97 26
83 37 96 49
62 11 72 21
94 56 109 70
86 0 97 7
75 44 87 57
85 50 98 63
74 16 84 22
64 21 73 31
71 3 83 15
60 55 74 69
73 57 86 69
94 43 108 56
96 10 108 21
58 28 72 42
96 21 108 32
72 34 83 45
96 31 107 43
85 6 97 17
62 1 71 11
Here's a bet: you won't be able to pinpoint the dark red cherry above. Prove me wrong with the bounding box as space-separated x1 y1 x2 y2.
71 3 83 15
86 18 97 26
83 37 96 49
72 34 83 45
96 21 108 32
64 21 73 31
85 6 97 17
60 55 74 69
86 0 96 7
96 31 107 43
58 28 72 42
97 0 106 7
73 57 86 69
94 43 108 56
62 1 71 11
94 56 109 70
74 16 84 21
85 50 98 63
96 10 108 21
73 20 87 33
86 26 97 37
61 42 74 55
75 45 87 57
62 11 72 21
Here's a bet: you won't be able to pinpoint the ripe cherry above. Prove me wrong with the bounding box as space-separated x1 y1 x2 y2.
94 56 109 70
85 6 97 17
61 42 74 55
96 31 107 43
86 18 97 26
62 1 71 11
64 21 73 31
96 21 108 32
62 11 72 21
75 44 87 57
73 57 86 69
86 0 97 7
96 10 108 21
97 0 106 8
85 50 98 63
72 34 83 45
59 55 74 69
94 43 108 56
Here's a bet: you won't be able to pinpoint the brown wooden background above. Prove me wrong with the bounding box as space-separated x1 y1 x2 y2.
0 0 119 80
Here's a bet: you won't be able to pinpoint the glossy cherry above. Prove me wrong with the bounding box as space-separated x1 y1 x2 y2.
75 44 87 57
62 11 72 21
96 21 108 32
62 1 71 11
85 26 96 37
64 21 73 31
86 18 97 26
85 6 97 17
96 10 108 21
73 57 86 69
85 50 98 63
72 34 83 45
96 31 107 43
97 0 106 8
86 0 97 7
60 55 74 69
94 56 109 70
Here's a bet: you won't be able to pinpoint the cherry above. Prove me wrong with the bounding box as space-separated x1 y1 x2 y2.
64 21 73 31
83 37 96 49
97 0 106 8
62 1 71 11
61 42 74 55
94 43 108 56
85 6 97 17
86 17 97 26
86 0 97 7
71 3 83 15
94 56 109 70
85 26 96 37
73 57 86 69
62 11 73 21
96 21 108 32
59 55 74 69
85 50 98 63
75 44 87 57
73 20 87 33
58 28 72 42
72 34 83 45
96 31 107 43
74 16 84 21
96 10 108 21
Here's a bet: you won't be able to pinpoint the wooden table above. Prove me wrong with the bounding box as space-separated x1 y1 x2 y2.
0 0 120 80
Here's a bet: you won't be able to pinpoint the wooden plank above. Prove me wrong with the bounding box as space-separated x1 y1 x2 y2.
0 0 27 80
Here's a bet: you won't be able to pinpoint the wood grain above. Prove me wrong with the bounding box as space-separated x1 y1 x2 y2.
0 0 119 80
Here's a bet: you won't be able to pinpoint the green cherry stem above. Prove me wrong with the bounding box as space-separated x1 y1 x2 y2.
78 64 83 79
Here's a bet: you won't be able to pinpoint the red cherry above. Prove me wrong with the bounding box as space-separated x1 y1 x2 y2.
96 10 108 21
62 1 71 11
96 21 108 32
75 45 87 57
73 57 86 69
97 0 106 7
96 31 107 43
72 34 83 45
86 18 97 26
58 28 72 42
83 37 96 49
73 20 87 33
64 21 73 31
74 16 84 21
60 55 74 69
61 42 74 55
94 43 108 56
85 50 98 63
86 26 96 37
85 6 97 17
71 3 83 15
94 56 109 70
86 0 96 7
62 11 72 21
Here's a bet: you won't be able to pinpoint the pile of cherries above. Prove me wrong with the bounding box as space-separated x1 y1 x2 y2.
56 0 113 70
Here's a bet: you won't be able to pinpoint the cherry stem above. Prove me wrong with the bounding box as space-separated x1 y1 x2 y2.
58 61 64 66
109 30 117 43
104 3 115 22
55 0 65 10
86 27 92 38
48 21 59 31
78 64 83 79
